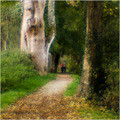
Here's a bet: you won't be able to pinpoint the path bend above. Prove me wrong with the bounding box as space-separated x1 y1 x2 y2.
1 74 78 119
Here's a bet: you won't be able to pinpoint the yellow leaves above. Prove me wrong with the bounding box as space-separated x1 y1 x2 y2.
103 2 118 18
99 106 106 112
115 7 118 10
1 94 118 119
109 8 113 11
1 95 81 119
66 0 78 7
70 101 76 108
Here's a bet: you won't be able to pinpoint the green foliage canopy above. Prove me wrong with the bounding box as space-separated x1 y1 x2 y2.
1 1 23 50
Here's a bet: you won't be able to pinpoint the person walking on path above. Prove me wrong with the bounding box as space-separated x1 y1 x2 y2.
61 64 64 73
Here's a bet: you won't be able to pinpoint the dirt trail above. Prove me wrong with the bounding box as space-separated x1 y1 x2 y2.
38 74 73 96
2 74 83 119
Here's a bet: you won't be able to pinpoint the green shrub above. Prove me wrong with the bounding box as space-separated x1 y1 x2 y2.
1 49 37 92
102 59 119 112
68 57 82 74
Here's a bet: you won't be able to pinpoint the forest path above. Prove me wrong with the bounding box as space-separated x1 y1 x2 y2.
37 74 73 96
2 74 83 119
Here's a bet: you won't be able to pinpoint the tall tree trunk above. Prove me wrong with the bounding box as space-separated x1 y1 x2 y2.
21 0 46 73
47 53 59 73
54 53 60 73
21 0 56 74
49 53 59 73
3 40 6 51
77 1 102 98
48 53 53 72
45 0 56 71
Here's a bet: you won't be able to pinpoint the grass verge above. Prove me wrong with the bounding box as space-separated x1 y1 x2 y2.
64 74 119 119
1 73 57 109
64 74 80 96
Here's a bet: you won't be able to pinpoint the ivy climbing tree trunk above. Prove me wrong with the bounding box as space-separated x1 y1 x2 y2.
77 1 102 98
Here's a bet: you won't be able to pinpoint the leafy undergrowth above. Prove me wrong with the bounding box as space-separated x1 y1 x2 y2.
77 99 119 119
63 74 119 119
1 73 57 109
64 74 80 96
1 95 119 119
1 49 37 93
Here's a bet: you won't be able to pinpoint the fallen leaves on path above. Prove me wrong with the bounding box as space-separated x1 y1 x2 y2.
1 95 89 119
1 74 89 119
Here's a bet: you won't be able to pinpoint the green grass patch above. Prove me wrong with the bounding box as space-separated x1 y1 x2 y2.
64 74 80 96
1 73 57 109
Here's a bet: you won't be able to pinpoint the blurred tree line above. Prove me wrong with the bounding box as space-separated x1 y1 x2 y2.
1 1 23 50
50 1 86 73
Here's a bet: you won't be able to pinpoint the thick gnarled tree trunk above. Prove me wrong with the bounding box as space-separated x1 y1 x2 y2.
21 0 56 74
77 1 102 98
21 0 46 73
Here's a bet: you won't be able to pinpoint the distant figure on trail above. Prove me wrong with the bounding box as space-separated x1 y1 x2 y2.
61 64 64 73
61 63 66 73
63 63 66 73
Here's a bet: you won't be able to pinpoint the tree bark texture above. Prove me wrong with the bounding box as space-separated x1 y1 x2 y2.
47 53 59 73
77 1 102 98
21 0 56 74
45 0 56 71
21 0 46 73
48 53 54 72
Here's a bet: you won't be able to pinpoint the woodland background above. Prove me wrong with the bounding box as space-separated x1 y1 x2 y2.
1 0 119 114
